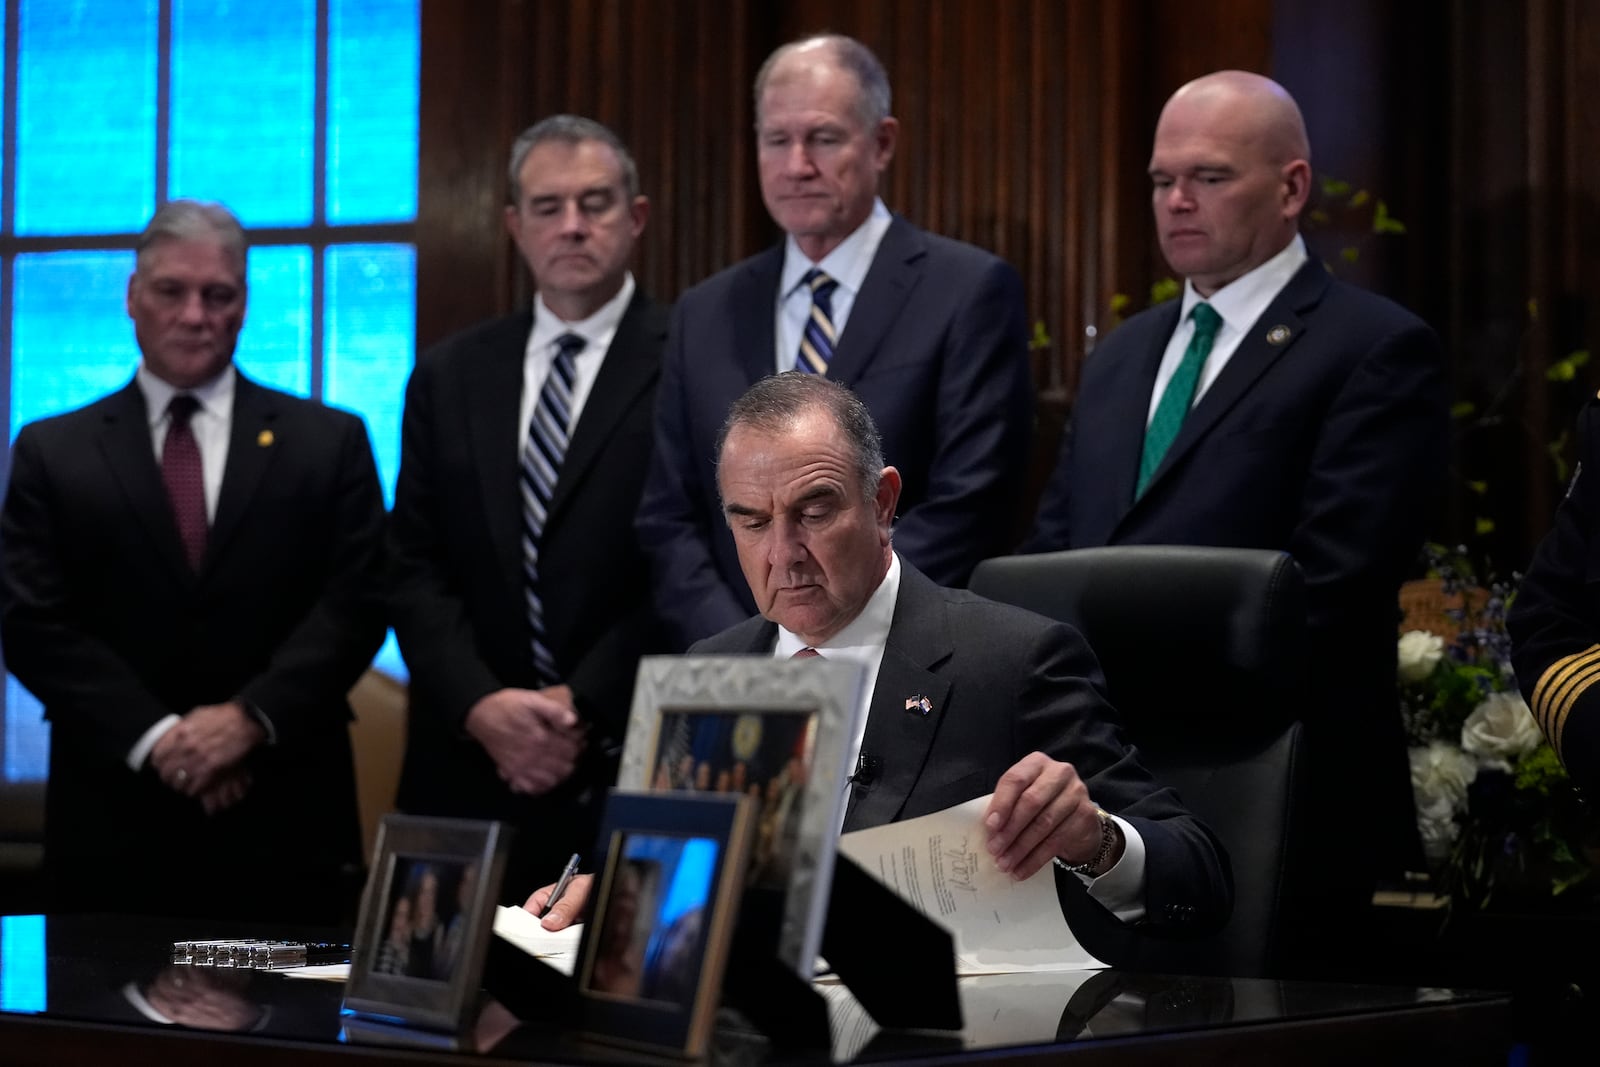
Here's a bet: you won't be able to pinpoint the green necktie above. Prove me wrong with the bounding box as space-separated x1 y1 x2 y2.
1136 302 1222 498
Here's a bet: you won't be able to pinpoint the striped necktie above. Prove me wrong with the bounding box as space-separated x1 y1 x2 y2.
521 332 585 684
795 269 839 375
1136 302 1222 498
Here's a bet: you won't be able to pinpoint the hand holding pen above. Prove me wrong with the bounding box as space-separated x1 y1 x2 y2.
524 853 595 930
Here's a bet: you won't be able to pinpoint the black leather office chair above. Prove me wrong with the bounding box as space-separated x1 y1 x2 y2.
969 545 1308 978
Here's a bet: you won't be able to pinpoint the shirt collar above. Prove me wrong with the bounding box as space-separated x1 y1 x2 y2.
531 272 635 354
1180 233 1308 332
774 551 901 659
136 362 237 426
780 199 893 301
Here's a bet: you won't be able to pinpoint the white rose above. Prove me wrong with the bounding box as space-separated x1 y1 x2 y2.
1409 741 1477 815
1460 692 1543 762
1398 630 1446 684
1415 794 1462 864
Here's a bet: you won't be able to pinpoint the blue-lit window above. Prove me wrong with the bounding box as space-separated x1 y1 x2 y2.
0 0 421 786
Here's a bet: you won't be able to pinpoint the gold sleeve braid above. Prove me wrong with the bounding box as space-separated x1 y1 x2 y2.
1530 643 1600 762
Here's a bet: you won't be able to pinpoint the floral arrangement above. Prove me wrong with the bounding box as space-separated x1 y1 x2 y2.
1401 546 1595 912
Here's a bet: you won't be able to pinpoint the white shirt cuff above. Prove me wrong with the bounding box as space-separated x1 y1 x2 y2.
127 714 182 772
1079 813 1146 923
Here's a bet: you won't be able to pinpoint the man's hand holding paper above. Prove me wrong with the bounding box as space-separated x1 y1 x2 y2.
984 752 1123 879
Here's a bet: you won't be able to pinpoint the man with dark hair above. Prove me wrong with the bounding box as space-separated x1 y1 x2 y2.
389 115 669 897
637 33 1033 648
537 373 1231 962
0 198 386 922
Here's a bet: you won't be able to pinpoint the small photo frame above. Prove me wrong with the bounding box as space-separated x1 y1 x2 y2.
577 790 755 1058
342 815 510 1032
617 655 866 976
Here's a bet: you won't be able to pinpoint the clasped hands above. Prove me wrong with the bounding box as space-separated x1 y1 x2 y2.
523 751 1118 931
150 701 266 815
466 685 586 797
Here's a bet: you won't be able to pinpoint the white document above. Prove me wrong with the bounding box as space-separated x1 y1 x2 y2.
837 794 1106 974
491 905 582 976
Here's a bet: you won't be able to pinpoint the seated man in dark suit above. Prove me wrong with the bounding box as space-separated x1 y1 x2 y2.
637 33 1034 649
1025 71 1449 959
534 374 1231 957
389 115 670 898
0 199 386 923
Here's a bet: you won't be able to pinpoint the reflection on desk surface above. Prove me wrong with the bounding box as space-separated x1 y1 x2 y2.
0 913 1509 1063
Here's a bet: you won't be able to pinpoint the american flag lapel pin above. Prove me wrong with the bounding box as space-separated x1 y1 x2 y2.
904 695 933 715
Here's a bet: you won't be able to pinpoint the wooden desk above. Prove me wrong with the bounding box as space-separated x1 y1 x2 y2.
0 914 1512 1066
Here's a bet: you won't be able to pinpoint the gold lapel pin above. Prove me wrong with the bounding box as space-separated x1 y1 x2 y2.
257 430 275 447
1266 325 1292 345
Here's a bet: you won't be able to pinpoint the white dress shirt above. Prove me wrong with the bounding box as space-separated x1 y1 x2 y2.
1146 234 1310 424
518 273 636 449
774 199 894 374
772 552 1147 921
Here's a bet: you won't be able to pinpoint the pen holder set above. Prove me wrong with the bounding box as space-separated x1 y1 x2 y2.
170 939 351 970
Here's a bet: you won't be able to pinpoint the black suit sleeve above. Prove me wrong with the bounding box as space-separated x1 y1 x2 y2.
387 354 506 724
234 411 386 743
887 256 1034 586
1288 319 1449 639
1510 403 1600 789
0 424 174 761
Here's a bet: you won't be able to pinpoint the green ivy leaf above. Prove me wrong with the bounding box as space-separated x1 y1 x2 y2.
1029 320 1052 351
1348 189 1371 208
1340 246 1360 263
1309 208 1331 226
1373 200 1407 234
1451 401 1477 419
1475 517 1496 535
1150 278 1181 304
1546 349 1591 382
1109 293 1130 315
1321 177 1352 197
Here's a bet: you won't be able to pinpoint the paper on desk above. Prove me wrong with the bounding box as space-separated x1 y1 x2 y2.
837 794 1106 974
492 905 581 976
281 963 351 981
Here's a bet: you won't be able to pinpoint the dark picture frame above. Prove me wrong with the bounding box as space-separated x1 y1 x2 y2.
617 655 866 976
577 791 755 1058
342 815 510 1032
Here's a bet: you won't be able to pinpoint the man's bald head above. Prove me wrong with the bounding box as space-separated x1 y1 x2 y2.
1148 70 1313 295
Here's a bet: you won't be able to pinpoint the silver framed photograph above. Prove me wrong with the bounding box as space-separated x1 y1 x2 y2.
617 655 865 976
342 815 510 1033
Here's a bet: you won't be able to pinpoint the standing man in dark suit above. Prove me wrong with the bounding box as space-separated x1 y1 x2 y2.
389 116 669 898
1026 71 1449 963
637 33 1034 648
0 200 386 923
537 374 1230 963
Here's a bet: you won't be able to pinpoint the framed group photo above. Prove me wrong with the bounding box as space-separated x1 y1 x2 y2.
617 654 866 976
576 790 755 1058
343 816 510 1032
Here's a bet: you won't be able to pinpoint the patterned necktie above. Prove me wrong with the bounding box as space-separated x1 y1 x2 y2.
792 647 821 659
162 394 207 571
521 332 585 685
1136 302 1223 498
795 269 839 375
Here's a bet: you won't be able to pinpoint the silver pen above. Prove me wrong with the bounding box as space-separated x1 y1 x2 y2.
540 852 582 918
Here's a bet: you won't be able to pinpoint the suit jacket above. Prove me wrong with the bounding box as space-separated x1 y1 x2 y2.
692 562 1232 959
388 291 669 885
637 216 1034 647
0 373 386 922
1028 258 1449 871
1510 398 1600 790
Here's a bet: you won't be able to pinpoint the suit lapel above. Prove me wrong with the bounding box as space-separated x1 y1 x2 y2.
547 293 664 527
208 375 281 571
826 217 923 386
96 380 193 582
464 317 533 586
732 248 785 383
1134 260 1329 500
843 564 953 831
